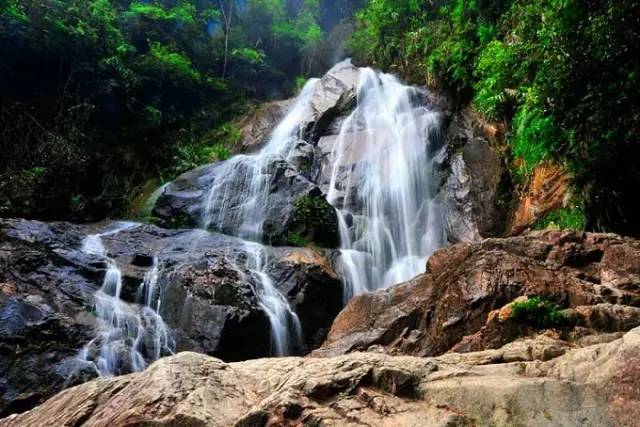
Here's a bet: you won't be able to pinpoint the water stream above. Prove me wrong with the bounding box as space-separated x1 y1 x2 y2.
79 222 173 376
201 78 320 238
326 68 445 300
82 63 445 367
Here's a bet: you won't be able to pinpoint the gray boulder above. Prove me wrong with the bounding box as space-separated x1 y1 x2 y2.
444 109 507 243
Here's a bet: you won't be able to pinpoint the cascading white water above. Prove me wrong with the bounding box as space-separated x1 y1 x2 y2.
79 222 173 376
241 241 303 356
201 78 320 238
195 79 320 355
326 68 445 300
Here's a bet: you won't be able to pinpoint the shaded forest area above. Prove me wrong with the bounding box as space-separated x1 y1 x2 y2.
351 0 640 236
1 0 638 238
0 0 362 220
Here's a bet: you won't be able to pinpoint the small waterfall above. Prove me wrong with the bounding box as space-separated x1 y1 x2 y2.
201 78 320 238
79 222 173 376
241 241 303 356
326 68 445 299
194 79 320 356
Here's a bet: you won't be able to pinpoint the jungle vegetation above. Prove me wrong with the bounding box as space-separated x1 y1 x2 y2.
0 0 360 220
350 0 640 236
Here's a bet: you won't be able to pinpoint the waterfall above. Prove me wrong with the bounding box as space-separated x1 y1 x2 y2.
241 241 303 356
190 63 445 353
191 79 322 356
326 68 445 300
79 222 173 376
201 78 320 238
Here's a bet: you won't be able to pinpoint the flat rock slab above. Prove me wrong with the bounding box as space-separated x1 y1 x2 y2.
3 327 639 426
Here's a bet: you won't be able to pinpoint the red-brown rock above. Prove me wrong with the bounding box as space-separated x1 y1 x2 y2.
314 230 640 357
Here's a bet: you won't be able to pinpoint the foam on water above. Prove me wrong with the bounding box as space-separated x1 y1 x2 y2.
78 222 173 376
326 68 445 299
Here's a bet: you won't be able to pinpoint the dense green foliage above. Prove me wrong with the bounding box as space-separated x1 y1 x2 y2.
0 0 355 220
534 206 586 231
510 296 566 329
351 0 640 236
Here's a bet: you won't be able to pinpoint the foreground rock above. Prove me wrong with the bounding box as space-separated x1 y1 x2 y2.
315 230 640 357
4 327 639 426
0 219 342 415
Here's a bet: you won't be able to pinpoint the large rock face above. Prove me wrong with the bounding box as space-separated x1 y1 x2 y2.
443 108 508 243
0 220 97 417
0 219 342 415
235 99 293 153
314 230 640 357
4 327 639 426
151 158 339 246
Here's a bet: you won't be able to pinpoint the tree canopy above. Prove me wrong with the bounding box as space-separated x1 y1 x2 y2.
0 0 353 220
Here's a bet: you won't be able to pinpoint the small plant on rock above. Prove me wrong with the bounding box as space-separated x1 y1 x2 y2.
510 296 566 329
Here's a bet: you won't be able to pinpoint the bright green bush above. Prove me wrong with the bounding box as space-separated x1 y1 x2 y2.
473 40 526 119
286 232 310 247
147 42 201 82
534 207 586 231
127 1 196 24
511 105 559 174
510 297 566 328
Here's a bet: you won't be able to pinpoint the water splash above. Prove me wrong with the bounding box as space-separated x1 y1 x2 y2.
79 222 174 376
326 68 446 300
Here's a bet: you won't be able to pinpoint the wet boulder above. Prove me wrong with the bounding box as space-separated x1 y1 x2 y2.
152 157 339 247
0 220 98 417
443 108 508 244
235 99 293 153
0 220 344 416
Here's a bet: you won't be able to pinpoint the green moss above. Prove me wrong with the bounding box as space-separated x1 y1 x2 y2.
510 297 566 328
291 194 337 247
293 194 334 228
286 232 310 247
534 206 586 231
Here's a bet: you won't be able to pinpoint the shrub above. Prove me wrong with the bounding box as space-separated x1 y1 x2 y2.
511 102 561 175
534 206 586 231
293 194 334 227
286 232 309 247
510 297 565 328
147 42 201 82
291 194 337 247
473 40 525 119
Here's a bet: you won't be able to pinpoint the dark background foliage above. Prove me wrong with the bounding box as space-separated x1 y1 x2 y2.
1 0 638 238
0 0 358 220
